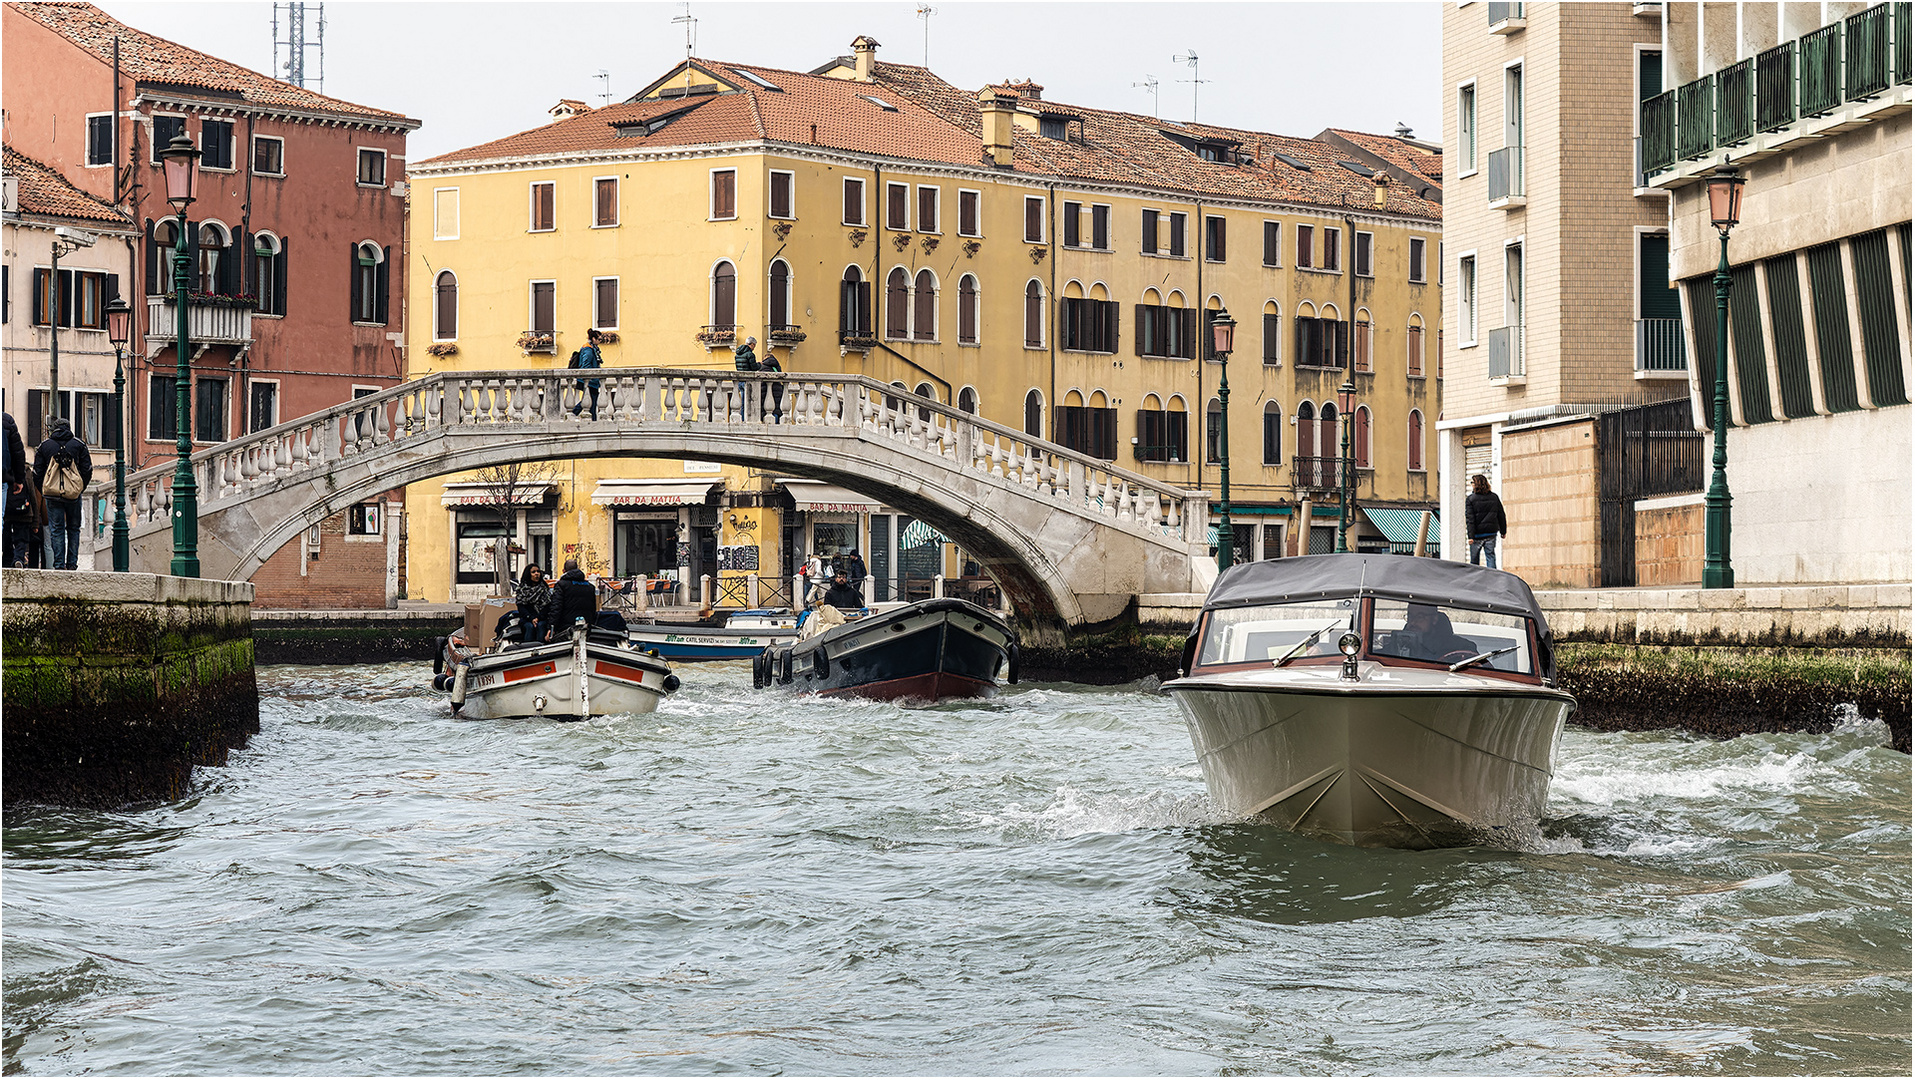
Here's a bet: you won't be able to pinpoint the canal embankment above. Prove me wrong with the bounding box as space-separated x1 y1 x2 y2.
2 568 258 807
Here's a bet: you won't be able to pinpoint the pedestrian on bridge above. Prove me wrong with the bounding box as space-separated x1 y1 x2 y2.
733 335 759 372
759 350 784 423
569 330 605 421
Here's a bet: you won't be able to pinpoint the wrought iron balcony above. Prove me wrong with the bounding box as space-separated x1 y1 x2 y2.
837 328 878 350
767 323 807 346
1290 455 1346 492
517 329 556 354
146 294 252 346
1636 318 1687 372
1488 326 1525 379
695 324 737 348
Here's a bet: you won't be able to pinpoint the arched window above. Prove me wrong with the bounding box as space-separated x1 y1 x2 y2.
840 266 870 337
1353 308 1374 373
353 240 385 324
1262 401 1283 464
1023 281 1044 347
1318 401 1339 481
769 259 791 329
711 260 737 329
1355 405 1372 468
434 269 458 340
152 220 178 295
885 267 909 339
913 269 936 341
1205 396 1223 464
1407 313 1426 377
1024 388 1044 438
957 386 978 414
1262 300 1281 365
253 232 282 317
958 275 979 344
1408 409 1425 472
914 381 936 421
1297 401 1319 487
199 221 229 293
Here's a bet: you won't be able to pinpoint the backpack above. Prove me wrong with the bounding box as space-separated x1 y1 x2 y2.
45 454 84 499
567 350 582 369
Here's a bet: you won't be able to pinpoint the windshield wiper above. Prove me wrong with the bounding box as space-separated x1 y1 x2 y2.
1448 645 1520 673
1274 619 1347 668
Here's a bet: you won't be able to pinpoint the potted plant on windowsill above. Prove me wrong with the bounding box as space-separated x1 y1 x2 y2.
426 342 459 357
695 325 736 348
517 330 556 353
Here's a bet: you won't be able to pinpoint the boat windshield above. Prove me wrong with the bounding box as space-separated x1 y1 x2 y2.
1370 599 1535 674
1198 598 1358 666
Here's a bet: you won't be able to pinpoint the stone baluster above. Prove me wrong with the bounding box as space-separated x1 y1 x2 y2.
641 375 660 422
375 400 393 444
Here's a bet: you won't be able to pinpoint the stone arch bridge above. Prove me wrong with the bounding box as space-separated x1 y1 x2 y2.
95 368 1216 641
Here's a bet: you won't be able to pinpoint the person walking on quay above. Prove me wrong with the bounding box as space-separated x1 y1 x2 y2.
3 411 42 568
1464 474 1507 570
33 417 93 571
840 547 866 588
569 329 605 421
515 564 554 643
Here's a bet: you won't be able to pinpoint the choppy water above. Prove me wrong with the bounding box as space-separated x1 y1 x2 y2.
3 662 1909 1076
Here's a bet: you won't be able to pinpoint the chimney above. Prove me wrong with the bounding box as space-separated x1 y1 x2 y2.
549 99 590 122
1394 121 1414 139
1003 78 1043 101
979 87 1016 167
1373 173 1390 209
851 35 880 81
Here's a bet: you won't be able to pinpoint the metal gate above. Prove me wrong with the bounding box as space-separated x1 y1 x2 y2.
1597 399 1704 586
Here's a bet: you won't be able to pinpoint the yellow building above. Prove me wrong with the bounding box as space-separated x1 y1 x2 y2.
405 38 1443 603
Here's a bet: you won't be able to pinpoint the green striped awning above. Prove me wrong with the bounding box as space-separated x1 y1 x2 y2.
1361 507 1440 546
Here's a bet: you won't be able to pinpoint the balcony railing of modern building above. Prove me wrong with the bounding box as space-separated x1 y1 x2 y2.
1635 318 1687 374
1487 326 1525 380
1640 2 1911 181
1487 146 1525 205
1488 2 1526 34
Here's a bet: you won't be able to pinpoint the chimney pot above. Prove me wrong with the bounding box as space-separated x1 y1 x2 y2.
851 35 880 82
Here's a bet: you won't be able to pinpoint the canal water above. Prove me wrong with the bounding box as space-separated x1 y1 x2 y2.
4 662 1908 1075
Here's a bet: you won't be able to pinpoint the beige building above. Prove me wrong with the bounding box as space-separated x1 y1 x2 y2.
1440 2 1692 587
1644 1 1910 585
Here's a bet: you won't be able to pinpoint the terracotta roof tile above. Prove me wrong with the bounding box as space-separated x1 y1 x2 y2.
2 144 133 226
9 2 417 126
1322 127 1444 185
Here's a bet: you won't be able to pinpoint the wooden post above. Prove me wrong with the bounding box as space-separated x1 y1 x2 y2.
1414 510 1433 557
1294 497 1313 556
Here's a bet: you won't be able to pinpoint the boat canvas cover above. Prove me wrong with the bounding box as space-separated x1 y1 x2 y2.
1203 554 1549 626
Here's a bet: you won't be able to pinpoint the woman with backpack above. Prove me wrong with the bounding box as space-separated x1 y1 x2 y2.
33 417 92 570
569 329 605 421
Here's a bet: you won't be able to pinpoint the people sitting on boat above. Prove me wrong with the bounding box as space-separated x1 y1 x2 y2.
799 601 848 639
1383 603 1478 662
820 569 864 610
515 564 553 643
546 559 629 640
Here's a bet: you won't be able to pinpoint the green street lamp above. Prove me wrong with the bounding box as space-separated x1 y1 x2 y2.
1702 161 1745 589
160 133 201 578
1335 378 1357 553
1210 306 1238 572
105 295 133 572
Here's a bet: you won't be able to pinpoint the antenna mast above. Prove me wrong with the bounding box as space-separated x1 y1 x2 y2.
1131 75 1160 119
594 70 611 109
1172 49 1206 121
671 3 698 92
917 4 937 67
272 2 325 91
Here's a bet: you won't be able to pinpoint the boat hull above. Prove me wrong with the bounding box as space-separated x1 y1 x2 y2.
761 598 1014 702
451 637 677 720
1168 675 1573 848
627 624 799 661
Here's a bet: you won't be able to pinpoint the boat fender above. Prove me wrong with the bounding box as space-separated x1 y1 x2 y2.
432 672 455 693
752 651 769 689
431 637 447 675
1006 641 1020 685
662 673 681 694
450 663 469 712
778 648 794 684
813 645 829 678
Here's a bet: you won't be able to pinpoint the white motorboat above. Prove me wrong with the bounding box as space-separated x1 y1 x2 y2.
433 599 679 720
627 608 800 661
1163 554 1576 849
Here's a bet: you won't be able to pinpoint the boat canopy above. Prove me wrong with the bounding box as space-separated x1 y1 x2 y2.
1203 554 1550 627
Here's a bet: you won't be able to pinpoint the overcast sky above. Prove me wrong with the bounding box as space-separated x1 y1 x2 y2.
95 1 1443 161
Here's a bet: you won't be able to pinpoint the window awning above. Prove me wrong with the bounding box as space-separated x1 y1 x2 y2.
590 479 720 507
777 479 882 513
440 481 555 507
1362 507 1440 546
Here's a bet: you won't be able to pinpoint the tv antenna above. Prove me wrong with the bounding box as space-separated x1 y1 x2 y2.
917 4 936 67
671 3 697 60
1173 49 1207 121
594 70 611 108
271 2 325 91
1131 75 1160 118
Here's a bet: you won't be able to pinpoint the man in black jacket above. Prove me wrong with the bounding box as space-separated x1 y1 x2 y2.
33 417 93 570
545 559 599 640
1463 474 1507 569
820 569 864 609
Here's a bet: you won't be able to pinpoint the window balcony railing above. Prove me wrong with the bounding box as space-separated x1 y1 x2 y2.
694 324 736 348
146 294 252 345
837 328 878 349
1488 326 1525 379
1290 455 1347 492
1132 443 1187 465
1716 58 1755 145
1756 42 1797 132
1897 1 1913 84
767 323 807 346
1487 146 1524 203
1487 1 1526 33
1640 89 1678 176
1847 3 1893 100
1800 22 1845 115
1636 318 1688 372
1676 73 1716 159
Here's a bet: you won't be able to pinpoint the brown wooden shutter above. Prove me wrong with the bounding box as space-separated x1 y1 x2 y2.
769 262 789 327
844 179 863 224
1297 225 1313 268
713 172 735 218
886 268 909 338
959 277 977 343
1263 312 1279 363
534 281 556 332
1169 213 1185 257
1180 308 1196 358
1264 221 1278 266
919 187 937 232
913 270 935 339
711 265 734 328
1092 205 1109 249
597 178 617 226
1024 282 1042 346
1025 197 1043 242
770 173 791 219
436 271 457 338
1063 202 1080 247
960 190 978 236
1134 304 1149 356
1141 210 1158 253
597 278 618 328
888 184 907 229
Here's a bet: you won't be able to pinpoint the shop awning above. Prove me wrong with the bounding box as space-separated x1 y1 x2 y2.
777 479 882 513
440 481 555 507
590 479 720 507
1362 507 1440 547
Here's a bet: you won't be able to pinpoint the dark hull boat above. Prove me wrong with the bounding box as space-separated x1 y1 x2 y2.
753 597 1018 702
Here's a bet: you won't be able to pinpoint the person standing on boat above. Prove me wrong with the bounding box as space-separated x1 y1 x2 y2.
1464 474 1507 570
546 559 600 641
515 564 554 643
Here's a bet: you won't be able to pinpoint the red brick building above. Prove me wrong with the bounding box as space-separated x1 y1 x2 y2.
2 1 419 606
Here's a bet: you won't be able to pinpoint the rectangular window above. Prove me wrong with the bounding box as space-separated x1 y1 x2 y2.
594 277 619 330
200 118 234 170
86 114 114 166
958 189 980 236
1263 221 1281 267
1053 404 1118 460
249 381 278 433
529 181 555 231
1167 212 1187 257
1458 82 1477 173
843 177 867 225
1090 204 1110 250
1409 237 1427 283
252 135 284 176
1063 201 1081 247
1322 227 1342 272
917 185 939 233
530 281 556 333
1060 297 1119 353
1294 317 1348 369
357 147 386 186
151 115 185 163
148 375 177 440
1204 215 1226 262
886 182 909 230
1024 196 1045 242
28 268 110 329
1134 304 1197 359
1141 209 1160 254
1459 255 1478 343
1297 224 1315 269
594 177 619 227
194 377 228 442
1505 64 1524 149
1134 408 1188 463
433 187 459 240
1354 231 1374 277
770 170 794 219
710 169 736 220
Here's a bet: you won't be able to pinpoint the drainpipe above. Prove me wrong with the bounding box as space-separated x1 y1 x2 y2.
1048 179 1056 437
240 112 254 435
1194 197 1203 498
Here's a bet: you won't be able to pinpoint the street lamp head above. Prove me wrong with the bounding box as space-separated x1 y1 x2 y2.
160 134 201 209
1209 306 1236 357
105 296 132 346
1337 378 1357 415
1706 160 1745 233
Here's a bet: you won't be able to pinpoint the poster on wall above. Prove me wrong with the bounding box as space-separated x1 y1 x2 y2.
717 544 760 571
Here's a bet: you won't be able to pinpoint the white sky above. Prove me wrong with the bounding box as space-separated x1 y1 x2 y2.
95 1 1443 161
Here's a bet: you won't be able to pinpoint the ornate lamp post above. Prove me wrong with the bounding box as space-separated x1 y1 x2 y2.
160 133 201 578
1210 306 1237 572
1335 378 1357 553
105 296 133 572
1702 161 1745 589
